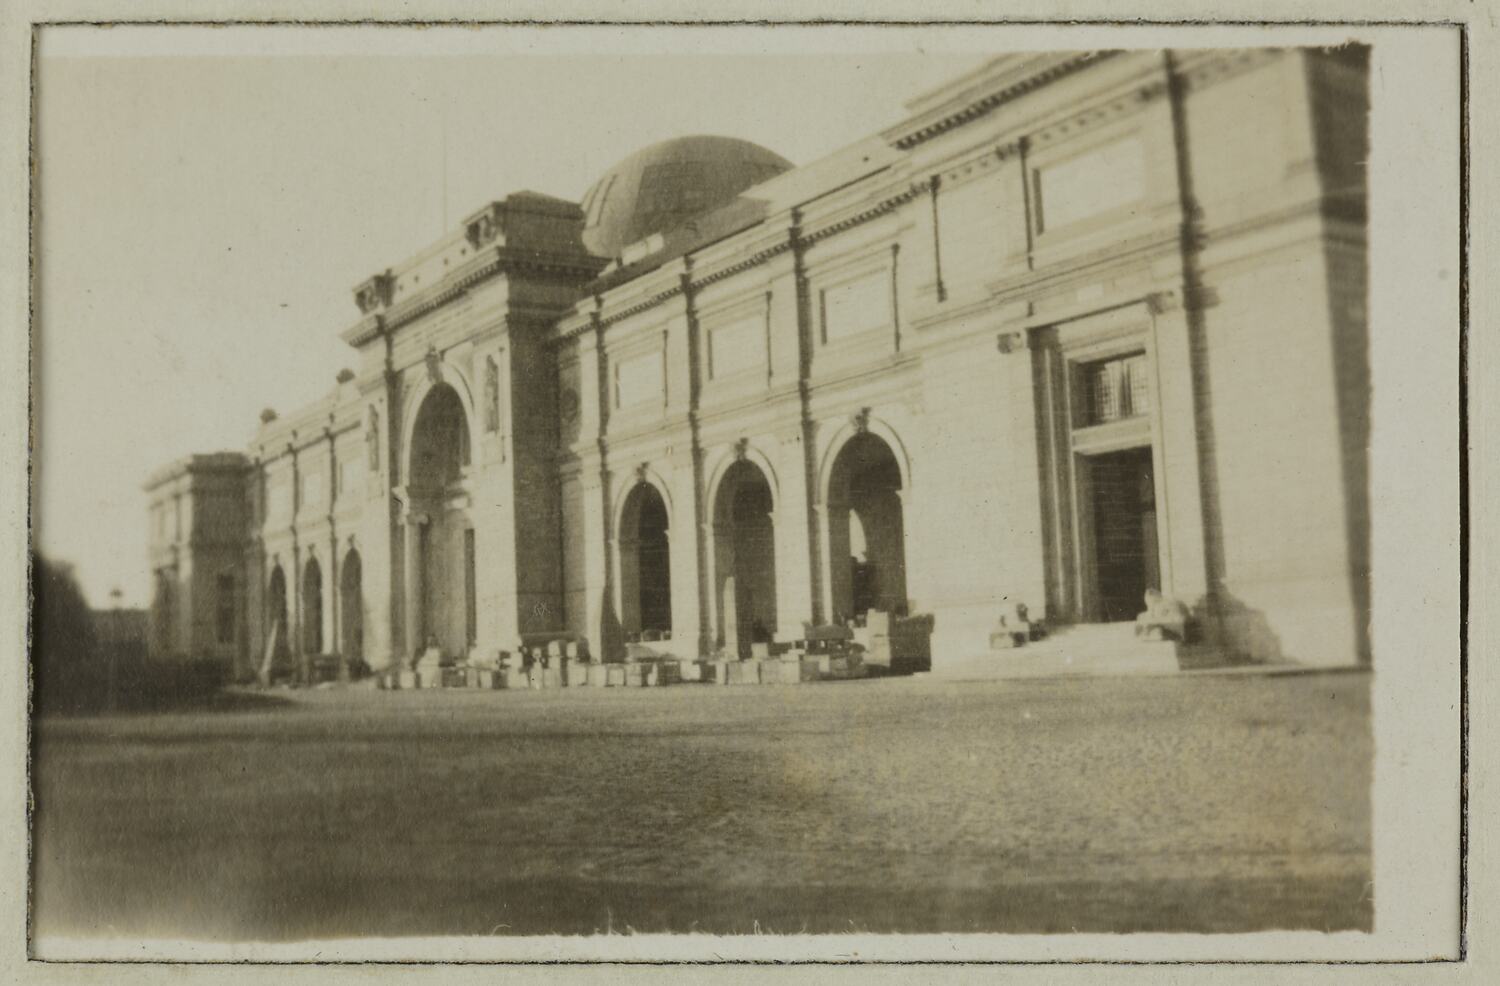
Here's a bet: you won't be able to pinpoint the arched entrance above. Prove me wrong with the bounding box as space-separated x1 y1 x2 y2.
406 381 474 658
619 482 672 638
340 549 363 667
265 564 289 666
713 460 776 657
827 432 907 622
302 557 323 654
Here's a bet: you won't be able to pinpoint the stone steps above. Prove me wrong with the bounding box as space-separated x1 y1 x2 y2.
930 622 1195 681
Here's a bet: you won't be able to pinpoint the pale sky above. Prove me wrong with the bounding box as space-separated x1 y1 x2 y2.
33 25 998 607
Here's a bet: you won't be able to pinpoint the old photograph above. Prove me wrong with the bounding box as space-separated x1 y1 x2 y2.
16 17 1465 966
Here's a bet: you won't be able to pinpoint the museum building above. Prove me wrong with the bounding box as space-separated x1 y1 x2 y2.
144 48 1371 680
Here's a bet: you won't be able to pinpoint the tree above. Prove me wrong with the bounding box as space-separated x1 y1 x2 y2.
31 553 99 715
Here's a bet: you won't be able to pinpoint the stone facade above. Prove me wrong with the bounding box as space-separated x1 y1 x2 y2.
145 48 1371 678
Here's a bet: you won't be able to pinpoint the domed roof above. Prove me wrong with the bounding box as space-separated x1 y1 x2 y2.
581 136 793 258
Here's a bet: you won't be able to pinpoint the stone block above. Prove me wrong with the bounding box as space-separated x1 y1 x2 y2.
799 658 823 682
442 668 468 688
828 655 865 679
727 660 760 685
587 663 609 687
543 666 562 689
606 665 627 687
698 661 730 685
675 660 702 683
397 670 419 690
499 667 525 690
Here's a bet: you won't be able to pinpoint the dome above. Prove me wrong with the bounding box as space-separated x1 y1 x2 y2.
581 136 793 258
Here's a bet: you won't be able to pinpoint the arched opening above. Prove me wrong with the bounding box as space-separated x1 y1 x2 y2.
713 460 776 658
828 432 907 623
265 565 289 665
340 549 363 666
302 557 323 654
619 482 672 639
409 382 470 488
407 382 474 659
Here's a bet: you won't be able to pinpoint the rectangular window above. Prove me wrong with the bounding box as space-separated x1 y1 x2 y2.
301 470 324 508
821 269 889 344
267 479 291 519
215 573 235 644
615 350 664 409
708 315 765 379
1037 137 1146 232
1083 352 1151 425
339 457 362 499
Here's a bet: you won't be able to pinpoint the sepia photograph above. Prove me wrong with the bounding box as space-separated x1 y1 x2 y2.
11 12 1469 970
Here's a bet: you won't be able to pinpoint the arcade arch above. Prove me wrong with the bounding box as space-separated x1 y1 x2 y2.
711 459 777 657
826 431 908 622
617 481 672 638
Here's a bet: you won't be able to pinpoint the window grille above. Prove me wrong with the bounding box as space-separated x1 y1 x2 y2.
1083 353 1150 425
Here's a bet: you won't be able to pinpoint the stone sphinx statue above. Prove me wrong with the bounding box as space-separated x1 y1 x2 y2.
1135 589 1189 642
989 601 1033 649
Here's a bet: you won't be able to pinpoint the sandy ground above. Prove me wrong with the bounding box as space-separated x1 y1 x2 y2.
31 672 1371 940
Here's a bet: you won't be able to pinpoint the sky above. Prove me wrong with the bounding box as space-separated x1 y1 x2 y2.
33 25 999 607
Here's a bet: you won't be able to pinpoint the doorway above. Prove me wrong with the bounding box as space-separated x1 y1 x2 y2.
1084 446 1159 622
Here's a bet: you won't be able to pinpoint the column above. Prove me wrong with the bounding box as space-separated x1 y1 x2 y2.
1147 293 1210 605
814 503 836 627
403 513 427 663
772 431 814 643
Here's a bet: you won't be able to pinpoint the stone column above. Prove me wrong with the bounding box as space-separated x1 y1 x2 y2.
402 512 428 665
814 503 835 627
1147 293 1210 606
772 431 815 643
611 534 630 632
698 520 719 654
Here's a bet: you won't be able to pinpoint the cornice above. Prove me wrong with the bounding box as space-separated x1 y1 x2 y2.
884 51 1119 151
378 245 604 334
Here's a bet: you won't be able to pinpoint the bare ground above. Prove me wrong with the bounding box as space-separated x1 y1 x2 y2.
31 672 1371 940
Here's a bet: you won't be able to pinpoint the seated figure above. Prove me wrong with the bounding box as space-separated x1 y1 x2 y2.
990 601 1032 650
1136 589 1189 642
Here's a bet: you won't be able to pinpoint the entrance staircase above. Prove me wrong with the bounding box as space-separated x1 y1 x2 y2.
931 622 1198 682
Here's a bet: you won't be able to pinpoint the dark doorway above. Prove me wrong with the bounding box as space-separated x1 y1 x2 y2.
1087 446 1159 622
265 565 289 670
302 558 323 654
619 483 673 637
340 549 363 665
713 461 776 657
827 432 908 622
